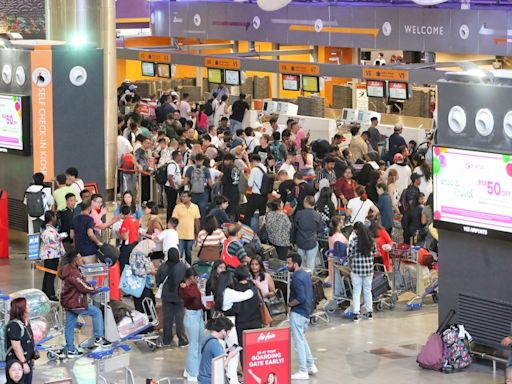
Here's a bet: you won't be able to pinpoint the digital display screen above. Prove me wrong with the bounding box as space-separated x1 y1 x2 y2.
282 74 300 91
0 95 24 152
433 146 512 239
141 62 156 77
225 70 240 86
208 68 223 84
302 76 320 93
157 63 171 78
388 81 408 100
366 80 385 98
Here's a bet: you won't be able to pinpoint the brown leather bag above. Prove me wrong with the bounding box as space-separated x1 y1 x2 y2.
258 290 273 326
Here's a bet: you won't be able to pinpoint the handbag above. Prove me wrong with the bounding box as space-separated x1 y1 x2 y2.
266 289 287 317
155 276 168 300
191 234 208 261
258 290 273 326
119 265 145 298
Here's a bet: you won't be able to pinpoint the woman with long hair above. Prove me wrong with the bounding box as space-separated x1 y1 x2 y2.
386 169 400 213
214 271 254 384
335 167 357 207
115 191 143 220
248 370 277 384
205 259 227 296
315 186 336 224
5 360 24 384
5 298 36 383
39 211 65 301
370 218 393 272
347 222 377 322
327 216 348 285
195 215 226 261
413 155 433 197
264 199 291 261
249 256 276 299
143 201 165 264
179 268 205 381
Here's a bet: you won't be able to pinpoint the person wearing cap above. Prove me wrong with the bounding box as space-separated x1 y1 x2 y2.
183 154 213 224
230 93 250 136
157 94 176 124
382 153 412 197
401 173 422 244
349 124 368 162
387 123 407 164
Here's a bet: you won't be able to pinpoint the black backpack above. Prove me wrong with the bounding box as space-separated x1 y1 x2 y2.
155 165 169 185
256 166 275 195
25 186 46 218
204 100 214 116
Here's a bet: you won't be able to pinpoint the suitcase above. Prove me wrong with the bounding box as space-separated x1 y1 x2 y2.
311 276 327 307
372 271 390 298
259 244 277 261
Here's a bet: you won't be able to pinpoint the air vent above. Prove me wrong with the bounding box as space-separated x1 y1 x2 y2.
8 198 28 232
458 293 512 348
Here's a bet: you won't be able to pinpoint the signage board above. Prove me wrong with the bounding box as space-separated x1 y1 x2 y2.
363 68 409 82
205 57 241 70
279 63 319 76
138 52 170 63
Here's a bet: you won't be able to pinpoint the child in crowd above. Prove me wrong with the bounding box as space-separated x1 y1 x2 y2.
156 217 180 258
118 204 141 273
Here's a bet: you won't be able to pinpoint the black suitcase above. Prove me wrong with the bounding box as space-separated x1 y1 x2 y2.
259 244 277 261
372 271 390 298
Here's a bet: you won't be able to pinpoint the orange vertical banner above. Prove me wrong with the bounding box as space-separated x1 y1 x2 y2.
30 49 54 181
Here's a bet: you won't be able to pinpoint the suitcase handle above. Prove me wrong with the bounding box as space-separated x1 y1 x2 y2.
436 309 456 335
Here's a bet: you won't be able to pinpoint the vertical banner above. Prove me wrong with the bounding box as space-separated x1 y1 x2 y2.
30 48 54 181
243 327 291 384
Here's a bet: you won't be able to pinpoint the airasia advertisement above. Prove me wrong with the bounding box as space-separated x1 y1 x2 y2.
243 327 291 384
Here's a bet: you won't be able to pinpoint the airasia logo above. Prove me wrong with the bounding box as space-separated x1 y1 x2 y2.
257 332 276 343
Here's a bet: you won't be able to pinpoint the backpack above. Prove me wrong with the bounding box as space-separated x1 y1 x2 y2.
1 319 25 361
399 186 414 213
442 325 472 372
204 100 214 117
25 186 46 218
121 153 135 170
190 166 207 194
270 142 284 163
255 166 274 195
155 165 169 185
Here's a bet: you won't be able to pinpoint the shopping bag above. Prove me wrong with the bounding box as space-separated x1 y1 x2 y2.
119 265 145 298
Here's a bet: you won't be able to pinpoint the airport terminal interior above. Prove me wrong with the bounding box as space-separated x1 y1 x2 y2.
0 0 512 383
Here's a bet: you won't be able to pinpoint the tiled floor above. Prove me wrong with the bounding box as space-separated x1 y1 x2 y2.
0 236 505 384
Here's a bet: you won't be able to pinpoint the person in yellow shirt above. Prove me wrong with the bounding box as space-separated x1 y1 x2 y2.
172 190 201 265
349 125 368 162
53 174 76 211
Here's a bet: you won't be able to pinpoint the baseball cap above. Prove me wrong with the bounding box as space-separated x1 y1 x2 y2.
128 84 137 91
411 173 422 182
393 153 404 163
171 91 179 97
394 123 403 132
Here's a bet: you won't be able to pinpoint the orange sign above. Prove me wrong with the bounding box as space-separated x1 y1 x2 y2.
362 68 409 82
279 62 319 76
31 49 54 181
204 57 241 70
138 52 171 63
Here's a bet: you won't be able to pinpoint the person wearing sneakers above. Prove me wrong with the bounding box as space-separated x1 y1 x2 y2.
58 249 111 357
286 253 318 380
347 222 377 322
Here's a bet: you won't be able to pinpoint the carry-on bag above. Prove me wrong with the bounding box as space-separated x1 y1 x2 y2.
416 309 456 371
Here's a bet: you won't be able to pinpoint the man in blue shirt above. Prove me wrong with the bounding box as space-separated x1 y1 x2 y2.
387 124 407 164
287 253 318 380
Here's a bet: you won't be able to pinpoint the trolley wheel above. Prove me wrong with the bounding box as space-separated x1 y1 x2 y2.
310 316 319 326
376 302 384 312
147 341 157 352
324 301 338 315
389 301 396 310
432 293 439 303
47 351 58 361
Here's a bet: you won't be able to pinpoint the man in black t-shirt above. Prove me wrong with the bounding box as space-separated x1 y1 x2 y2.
220 153 241 221
229 93 249 135
57 193 76 250
252 134 272 162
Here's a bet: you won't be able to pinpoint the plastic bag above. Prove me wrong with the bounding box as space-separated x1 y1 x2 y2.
10 289 51 319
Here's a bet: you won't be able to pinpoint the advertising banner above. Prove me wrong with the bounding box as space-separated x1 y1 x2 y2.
0 95 24 151
243 327 290 384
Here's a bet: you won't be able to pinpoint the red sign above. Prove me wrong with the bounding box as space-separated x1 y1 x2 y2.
243 327 291 384
388 81 409 100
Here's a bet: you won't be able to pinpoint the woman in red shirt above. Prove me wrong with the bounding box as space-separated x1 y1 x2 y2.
335 168 357 206
179 268 205 381
371 219 393 272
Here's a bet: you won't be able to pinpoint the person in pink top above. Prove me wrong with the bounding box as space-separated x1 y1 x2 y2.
89 194 119 233
327 216 348 285
291 121 306 150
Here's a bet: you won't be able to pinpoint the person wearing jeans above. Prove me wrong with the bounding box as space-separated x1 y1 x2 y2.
297 245 319 273
286 253 318 380
347 222 376 322
58 250 110 357
191 191 209 226
179 268 205 381
179 239 194 266
172 191 201 265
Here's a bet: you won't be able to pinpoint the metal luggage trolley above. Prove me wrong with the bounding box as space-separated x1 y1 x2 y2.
323 253 352 316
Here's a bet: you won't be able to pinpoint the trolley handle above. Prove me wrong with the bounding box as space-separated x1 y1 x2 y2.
92 287 110 295
0 294 9 301
88 281 98 287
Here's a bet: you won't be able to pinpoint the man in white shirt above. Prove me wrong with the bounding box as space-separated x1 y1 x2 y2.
347 186 379 225
165 150 183 222
245 154 268 225
24 173 55 234
117 131 133 166
179 93 192 119
278 152 296 179
157 217 180 256
382 153 412 197
245 127 259 153
65 167 85 204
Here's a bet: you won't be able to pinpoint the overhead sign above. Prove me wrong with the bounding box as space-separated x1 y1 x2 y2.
204 57 240 70
243 327 290 384
279 62 319 76
138 52 170 63
363 68 409 82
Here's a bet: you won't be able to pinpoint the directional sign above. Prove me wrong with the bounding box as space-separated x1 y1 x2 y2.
138 52 171 63
279 62 319 76
204 57 241 70
362 68 409 82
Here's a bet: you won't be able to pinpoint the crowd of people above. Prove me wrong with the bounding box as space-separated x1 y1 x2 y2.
9 85 440 384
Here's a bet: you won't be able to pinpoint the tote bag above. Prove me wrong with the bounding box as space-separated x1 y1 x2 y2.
119 265 145 298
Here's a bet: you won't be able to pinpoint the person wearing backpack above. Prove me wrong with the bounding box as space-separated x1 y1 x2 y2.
401 173 422 244
24 173 54 234
183 154 213 224
244 154 270 225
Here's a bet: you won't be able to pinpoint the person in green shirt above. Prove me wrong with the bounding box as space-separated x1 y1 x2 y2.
53 174 76 211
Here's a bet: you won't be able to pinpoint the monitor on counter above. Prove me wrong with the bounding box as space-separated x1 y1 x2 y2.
225 70 240 86
388 81 409 100
282 74 300 91
208 68 223 84
0 95 31 155
141 62 156 77
156 63 171 78
433 146 512 240
366 80 386 98
302 75 320 93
